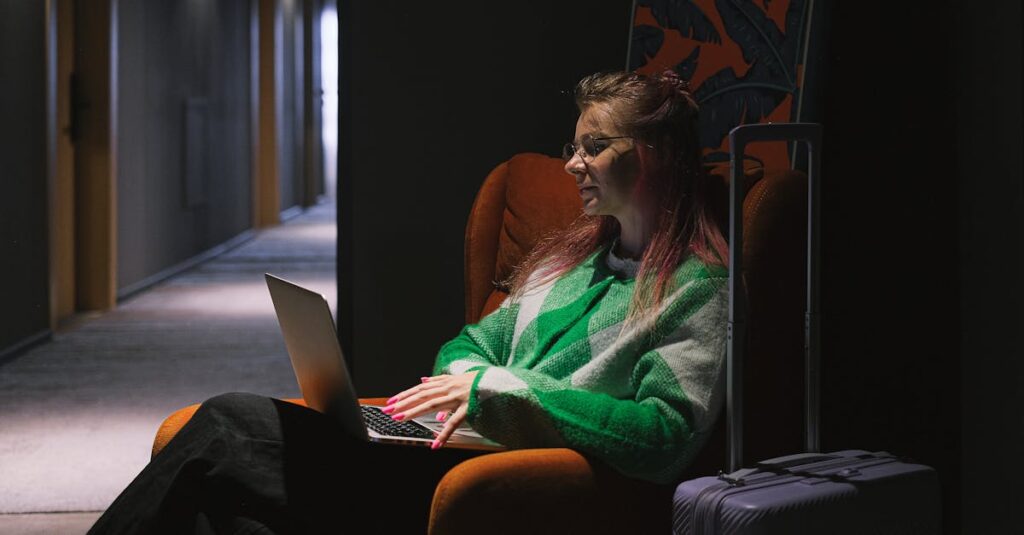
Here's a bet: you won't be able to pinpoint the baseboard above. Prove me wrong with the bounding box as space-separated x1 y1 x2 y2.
116 229 258 301
280 204 304 223
0 329 52 367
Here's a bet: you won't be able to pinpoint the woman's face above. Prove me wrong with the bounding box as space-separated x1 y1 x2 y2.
563 104 643 219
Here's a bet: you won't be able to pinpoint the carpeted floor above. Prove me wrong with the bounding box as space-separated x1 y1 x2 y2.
0 202 336 515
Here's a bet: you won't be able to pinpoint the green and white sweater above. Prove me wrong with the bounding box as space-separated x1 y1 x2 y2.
433 241 729 484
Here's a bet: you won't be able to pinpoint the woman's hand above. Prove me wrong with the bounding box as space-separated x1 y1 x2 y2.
382 371 481 449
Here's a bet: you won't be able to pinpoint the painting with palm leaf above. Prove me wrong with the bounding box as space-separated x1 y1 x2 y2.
629 0 814 169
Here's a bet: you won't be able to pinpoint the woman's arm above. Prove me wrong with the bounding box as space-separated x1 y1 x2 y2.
391 269 728 482
463 277 728 484
432 299 518 375
383 299 519 448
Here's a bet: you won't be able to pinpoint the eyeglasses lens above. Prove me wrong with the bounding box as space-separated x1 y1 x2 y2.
563 134 599 162
562 143 576 161
581 135 597 158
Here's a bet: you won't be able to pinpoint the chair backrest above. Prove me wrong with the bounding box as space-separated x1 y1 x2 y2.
463 153 581 324
463 152 808 474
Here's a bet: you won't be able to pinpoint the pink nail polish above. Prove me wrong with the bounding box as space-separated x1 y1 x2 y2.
421 376 430 382
392 413 405 421
381 406 395 414
436 411 447 422
431 440 440 449
387 396 398 405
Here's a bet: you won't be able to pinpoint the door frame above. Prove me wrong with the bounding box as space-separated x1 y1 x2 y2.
48 0 118 321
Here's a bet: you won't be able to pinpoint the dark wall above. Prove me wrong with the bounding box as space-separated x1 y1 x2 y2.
0 2 50 355
116 0 253 294
817 0 961 526
819 1 1022 531
337 1 633 395
955 1 1023 531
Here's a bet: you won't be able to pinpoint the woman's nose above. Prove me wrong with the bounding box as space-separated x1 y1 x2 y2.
564 153 585 177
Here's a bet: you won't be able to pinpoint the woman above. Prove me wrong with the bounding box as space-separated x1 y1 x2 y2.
391 70 729 483
89 70 729 534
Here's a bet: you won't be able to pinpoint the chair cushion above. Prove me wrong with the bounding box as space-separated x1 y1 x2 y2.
429 448 674 535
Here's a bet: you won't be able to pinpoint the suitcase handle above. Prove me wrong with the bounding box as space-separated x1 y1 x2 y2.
781 454 899 481
727 123 823 472
721 452 894 485
755 452 839 471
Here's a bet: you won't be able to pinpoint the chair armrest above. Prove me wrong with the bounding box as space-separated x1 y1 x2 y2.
428 448 672 534
152 404 202 459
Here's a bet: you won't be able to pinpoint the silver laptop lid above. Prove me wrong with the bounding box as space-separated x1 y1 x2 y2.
264 273 369 441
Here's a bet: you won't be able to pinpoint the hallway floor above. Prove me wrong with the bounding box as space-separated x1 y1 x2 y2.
0 202 335 532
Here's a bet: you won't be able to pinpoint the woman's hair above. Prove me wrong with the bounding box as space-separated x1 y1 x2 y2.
502 70 728 332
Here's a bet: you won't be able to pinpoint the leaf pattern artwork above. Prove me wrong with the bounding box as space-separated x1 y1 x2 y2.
630 25 666 70
647 0 722 45
631 0 812 169
675 46 700 81
695 60 785 152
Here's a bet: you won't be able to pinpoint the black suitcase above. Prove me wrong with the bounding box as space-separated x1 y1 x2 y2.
672 123 942 535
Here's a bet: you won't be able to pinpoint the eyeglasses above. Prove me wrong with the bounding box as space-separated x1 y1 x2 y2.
561 133 636 162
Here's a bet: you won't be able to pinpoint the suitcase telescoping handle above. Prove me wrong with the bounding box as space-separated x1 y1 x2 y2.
727 123 823 473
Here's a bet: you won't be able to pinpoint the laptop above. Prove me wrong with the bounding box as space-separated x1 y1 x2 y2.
264 273 505 451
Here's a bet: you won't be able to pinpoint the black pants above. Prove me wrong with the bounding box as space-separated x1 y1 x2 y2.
88 392 490 534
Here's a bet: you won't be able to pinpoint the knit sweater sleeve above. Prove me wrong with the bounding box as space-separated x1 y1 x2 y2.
461 275 729 485
432 299 516 376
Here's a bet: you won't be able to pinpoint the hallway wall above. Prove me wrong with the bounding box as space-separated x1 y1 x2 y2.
116 0 254 295
0 2 50 356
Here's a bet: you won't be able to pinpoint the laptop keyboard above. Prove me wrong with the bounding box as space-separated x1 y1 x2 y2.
361 406 436 439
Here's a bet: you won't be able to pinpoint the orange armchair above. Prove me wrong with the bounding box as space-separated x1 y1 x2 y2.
153 152 808 534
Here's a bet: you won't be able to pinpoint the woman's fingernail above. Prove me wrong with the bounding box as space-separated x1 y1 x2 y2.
421 376 430 382
431 440 440 450
381 406 395 414
387 396 398 405
391 413 405 421
436 411 447 422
